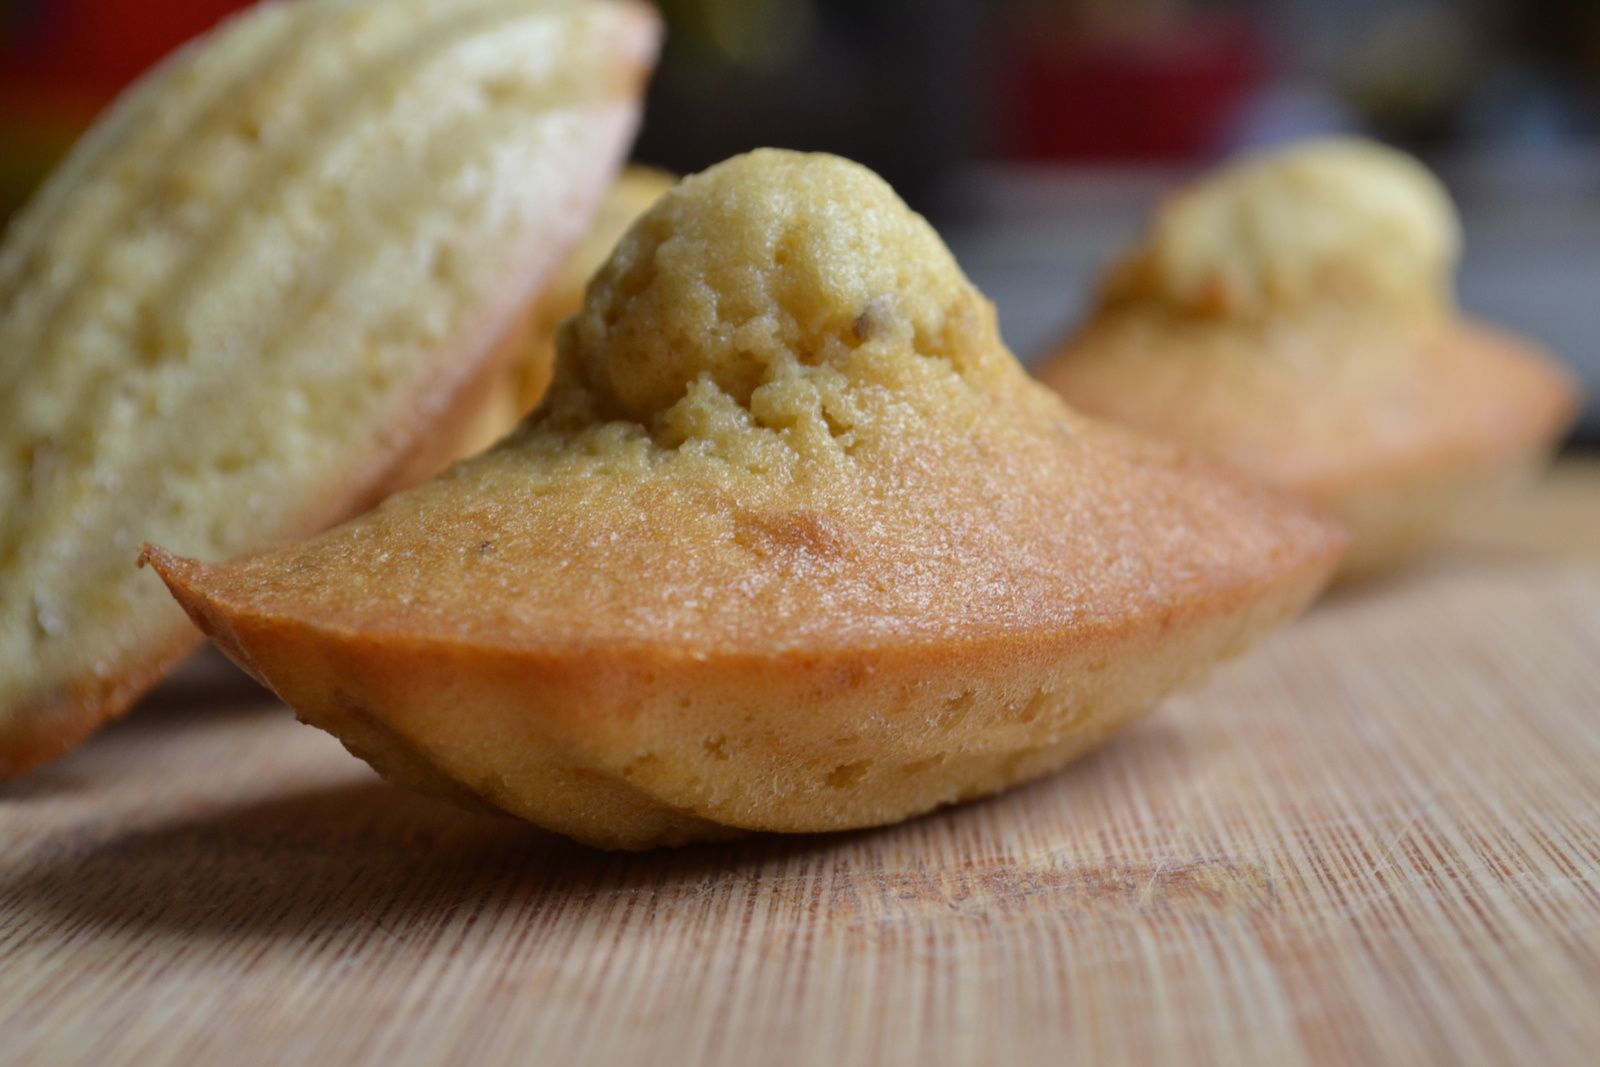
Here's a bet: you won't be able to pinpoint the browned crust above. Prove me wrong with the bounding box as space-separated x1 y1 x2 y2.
0 627 201 780
147 538 1341 700
1327 444 1557 581
0 4 662 780
144 506 1342 848
1038 315 1582 576
1306 322 1580 502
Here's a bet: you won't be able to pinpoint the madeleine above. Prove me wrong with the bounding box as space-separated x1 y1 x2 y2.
0 0 658 777
1038 138 1580 578
150 150 1344 848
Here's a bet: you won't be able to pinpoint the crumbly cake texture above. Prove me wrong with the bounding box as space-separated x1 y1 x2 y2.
0 0 659 777
1041 138 1579 578
533 165 678 397
451 166 676 457
150 150 1346 849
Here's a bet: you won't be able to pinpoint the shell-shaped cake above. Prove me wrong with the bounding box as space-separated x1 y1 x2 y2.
0 0 659 777
150 150 1346 849
1039 138 1580 578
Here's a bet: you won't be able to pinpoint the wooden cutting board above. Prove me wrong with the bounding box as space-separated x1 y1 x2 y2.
3 469 1598 1067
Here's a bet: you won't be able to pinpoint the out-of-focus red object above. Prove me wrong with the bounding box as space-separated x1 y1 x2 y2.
999 11 1269 163
1 0 253 215
4 0 250 101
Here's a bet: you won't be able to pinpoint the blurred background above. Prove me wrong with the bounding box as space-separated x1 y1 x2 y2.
3 0 1596 437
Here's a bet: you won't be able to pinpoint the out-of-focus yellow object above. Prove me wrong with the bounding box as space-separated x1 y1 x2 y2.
1101 138 1460 319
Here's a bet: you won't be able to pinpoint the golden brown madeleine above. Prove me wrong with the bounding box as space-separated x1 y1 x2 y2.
450 166 677 457
0 0 659 778
148 150 1345 849
1038 138 1581 578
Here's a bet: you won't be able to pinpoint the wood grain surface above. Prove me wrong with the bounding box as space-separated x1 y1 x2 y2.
2 467 1598 1067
